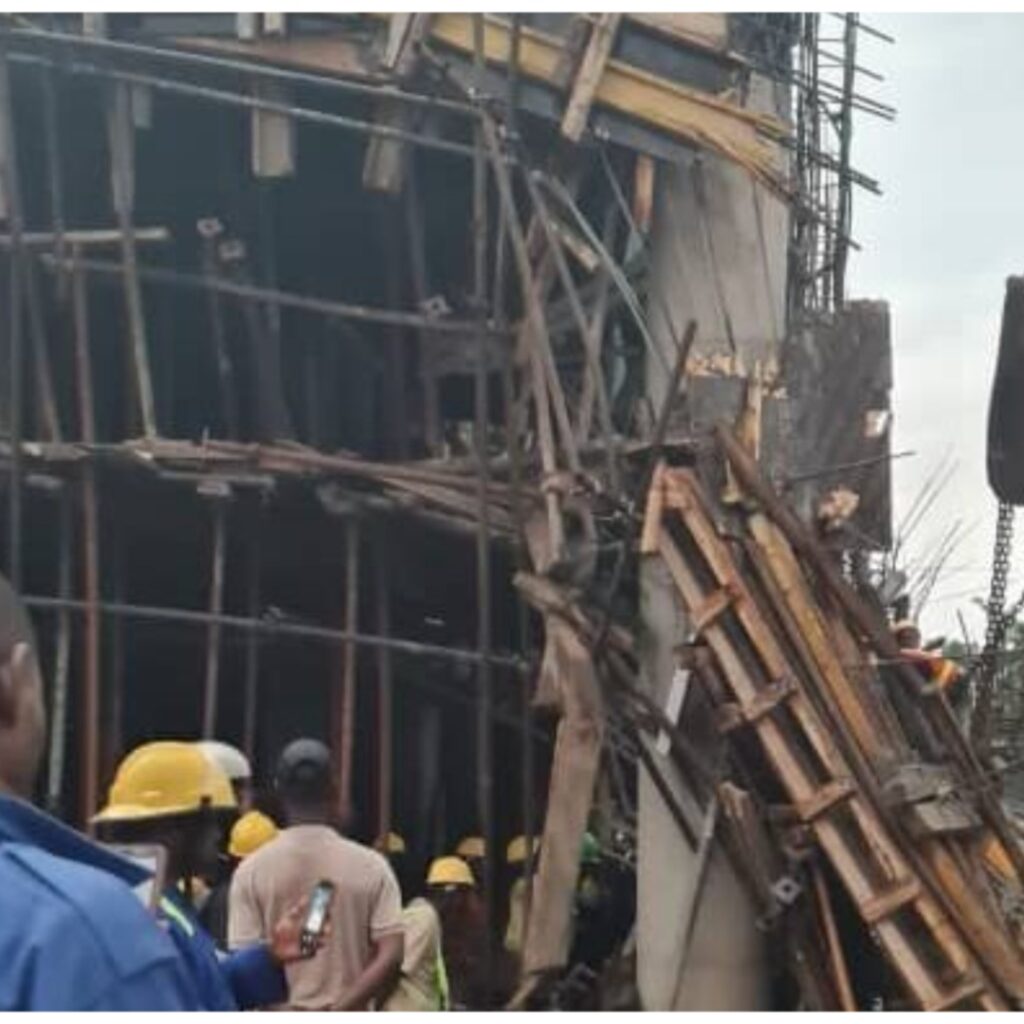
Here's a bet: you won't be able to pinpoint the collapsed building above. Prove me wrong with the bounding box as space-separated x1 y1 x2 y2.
10 11 1021 1013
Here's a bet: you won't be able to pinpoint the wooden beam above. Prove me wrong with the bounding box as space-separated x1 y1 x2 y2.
626 13 729 53
363 13 434 193
422 14 788 194
560 14 622 142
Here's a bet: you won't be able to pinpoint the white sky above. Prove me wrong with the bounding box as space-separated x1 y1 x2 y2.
847 13 1024 643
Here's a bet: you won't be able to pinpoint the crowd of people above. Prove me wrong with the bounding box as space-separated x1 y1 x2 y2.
0 570 628 1010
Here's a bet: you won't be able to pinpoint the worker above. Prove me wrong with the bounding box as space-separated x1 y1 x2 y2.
503 833 540 957
201 810 279 946
229 738 404 1010
0 572 204 1010
197 739 254 812
892 620 968 707
456 834 486 882
93 741 318 1010
375 830 414 899
383 855 475 1011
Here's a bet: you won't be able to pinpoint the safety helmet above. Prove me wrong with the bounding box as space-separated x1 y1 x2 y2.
374 831 407 856
427 855 475 888
506 834 540 865
93 741 237 823
580 831 601 865
229 810 279 859
456 835 485 860
196 740 252 783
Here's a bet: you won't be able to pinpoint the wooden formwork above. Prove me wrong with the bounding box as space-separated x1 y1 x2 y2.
642 462 1024 1011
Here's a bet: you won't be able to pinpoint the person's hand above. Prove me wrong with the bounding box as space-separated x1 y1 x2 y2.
269 897 330 964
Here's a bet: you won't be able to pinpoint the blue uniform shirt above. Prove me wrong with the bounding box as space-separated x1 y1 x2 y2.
0 794 203 1011
158 885 287 1010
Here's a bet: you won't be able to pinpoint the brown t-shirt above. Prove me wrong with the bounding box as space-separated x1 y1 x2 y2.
228 824 403 1010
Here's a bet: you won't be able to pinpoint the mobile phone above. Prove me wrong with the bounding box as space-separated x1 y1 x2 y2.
300 880 334 955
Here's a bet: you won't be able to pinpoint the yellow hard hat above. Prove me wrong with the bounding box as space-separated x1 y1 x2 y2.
427 855 475 888
506 834 540 865
374 831 406 856
93 741 237 823
229 811 279 859
456 835 485 859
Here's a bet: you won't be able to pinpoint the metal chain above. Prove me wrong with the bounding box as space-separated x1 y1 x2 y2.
973 501 1015 756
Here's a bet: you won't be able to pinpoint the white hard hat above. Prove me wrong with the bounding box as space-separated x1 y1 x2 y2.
196 740 252 783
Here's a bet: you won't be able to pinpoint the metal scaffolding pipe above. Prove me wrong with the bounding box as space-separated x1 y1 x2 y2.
22 593 523 668
3 24 479 117
471 15 496 1002
41 253 507 337
201 498 228 739
8 50 485 162
337 518 360 821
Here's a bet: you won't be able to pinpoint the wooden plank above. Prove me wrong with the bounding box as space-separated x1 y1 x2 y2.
666 474 847 779
639 461 665 554
859 877 919 924
172 32 373 80
656 480 1002 1010
626 12 729 52
561 14 623 142
632 153 656 234
812 864 857 1011
924 839 1024 997
717 423 1024 889
908 799 981 838
422 14 788 195
925 979 987 1012
690 585 736 633
748 513 896 767
741 675 796 722
796 778 855 823
656 527 818 805
362 13 434 192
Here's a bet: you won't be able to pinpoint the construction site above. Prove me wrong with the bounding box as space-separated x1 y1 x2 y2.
7 9 1024 1012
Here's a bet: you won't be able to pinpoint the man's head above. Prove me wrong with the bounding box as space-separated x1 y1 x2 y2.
893 619 922 650
0 573 44 799
425 855 475 919
92 741 237 881
275 738 333 824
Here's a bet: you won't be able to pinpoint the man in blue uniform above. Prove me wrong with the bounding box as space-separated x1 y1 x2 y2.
0 573 204 1010
93 740 319 1010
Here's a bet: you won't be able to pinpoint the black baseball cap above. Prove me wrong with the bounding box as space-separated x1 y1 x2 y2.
275 738 332 800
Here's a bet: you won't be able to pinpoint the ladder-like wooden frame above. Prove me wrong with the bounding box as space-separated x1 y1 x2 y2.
643 465 1013 1011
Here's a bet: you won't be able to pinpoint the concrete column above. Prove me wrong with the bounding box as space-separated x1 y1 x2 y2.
637 71 789 1011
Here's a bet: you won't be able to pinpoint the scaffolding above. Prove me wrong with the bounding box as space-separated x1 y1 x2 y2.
0 11 892 1008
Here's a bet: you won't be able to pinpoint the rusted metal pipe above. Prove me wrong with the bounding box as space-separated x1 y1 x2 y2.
201 495 228 739
4 25 478 116
242 521 262 764
471 15 496 1002
338 518 360 820
375 542 393 840
21 593 524 668
71 244 102 822
46 493 72 815
107 80 157 436
41 252 506 338
11 50 484 161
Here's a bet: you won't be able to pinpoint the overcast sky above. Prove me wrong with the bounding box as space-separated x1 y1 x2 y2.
847 13 1024 642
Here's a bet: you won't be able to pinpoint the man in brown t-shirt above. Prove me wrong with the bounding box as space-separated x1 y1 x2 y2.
228 739 403 1010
